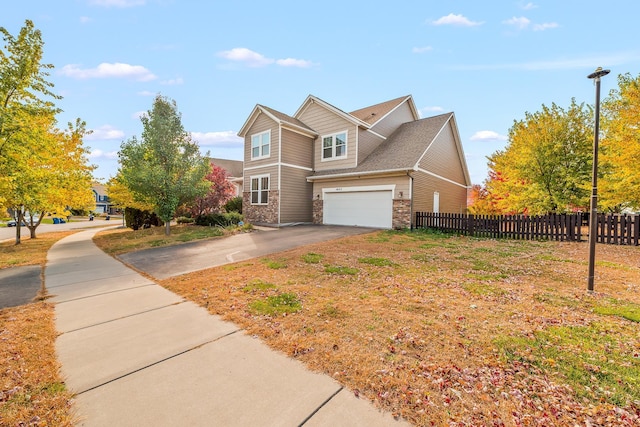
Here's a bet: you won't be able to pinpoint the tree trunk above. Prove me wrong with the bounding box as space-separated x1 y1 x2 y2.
165 221 171 236
15 222 21 245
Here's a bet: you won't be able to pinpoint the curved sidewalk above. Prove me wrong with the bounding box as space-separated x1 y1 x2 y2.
47 228 408 426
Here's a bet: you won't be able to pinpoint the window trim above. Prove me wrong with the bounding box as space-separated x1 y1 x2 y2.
250 130 271 160
321 130 348 161
250 174 270 205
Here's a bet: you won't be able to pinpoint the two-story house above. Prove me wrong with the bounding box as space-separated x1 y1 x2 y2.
238 95 470 229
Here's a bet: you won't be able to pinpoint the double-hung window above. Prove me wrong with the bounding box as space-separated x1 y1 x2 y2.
322 131 347 160
250 175 269 205
251 130 270 159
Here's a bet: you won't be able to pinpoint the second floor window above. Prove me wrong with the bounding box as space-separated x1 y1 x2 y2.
322 131 347 160
251 130 270 159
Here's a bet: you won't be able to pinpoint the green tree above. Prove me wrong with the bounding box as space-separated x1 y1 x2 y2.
118 95 210 235
1 20 55 215
600 72 640 211
486 100 593 214
1 21 94 244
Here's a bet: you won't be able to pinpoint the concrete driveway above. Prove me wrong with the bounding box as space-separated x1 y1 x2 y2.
119 225 377 279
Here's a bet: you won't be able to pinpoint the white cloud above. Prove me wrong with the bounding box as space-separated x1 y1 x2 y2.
218 47 314 68
60 62 157 81
521 2 538 10
533 22 559 31
418 106 444 118
80 16 92 24
412 46 433 54
88 149 119 159
218 48 274 67
88 0 145 7
470 130 508 142
86 125 125 140
137 91 155 96
503 16 531 30
275 58 313 68
191 131 243 147
431 13 483 27
161 77 184 85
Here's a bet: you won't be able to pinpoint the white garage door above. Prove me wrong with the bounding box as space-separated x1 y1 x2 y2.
324 190 393 228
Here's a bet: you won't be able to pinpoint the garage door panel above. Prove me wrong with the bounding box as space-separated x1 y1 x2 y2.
324 191 392 228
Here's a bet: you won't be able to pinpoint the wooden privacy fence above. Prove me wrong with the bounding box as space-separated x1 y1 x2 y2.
414 212 640 246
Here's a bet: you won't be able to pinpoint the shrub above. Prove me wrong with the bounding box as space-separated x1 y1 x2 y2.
176 216 195 224
195 212 244 227
224 196 242 213
125 208 163 230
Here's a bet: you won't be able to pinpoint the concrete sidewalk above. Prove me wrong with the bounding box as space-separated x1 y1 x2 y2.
48 228 408 426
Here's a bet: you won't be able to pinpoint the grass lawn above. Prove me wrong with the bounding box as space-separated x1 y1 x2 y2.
93 222 249 255
157 229 640 426
1 232 76 426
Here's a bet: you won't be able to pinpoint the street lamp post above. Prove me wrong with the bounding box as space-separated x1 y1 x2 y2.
586 67 610 292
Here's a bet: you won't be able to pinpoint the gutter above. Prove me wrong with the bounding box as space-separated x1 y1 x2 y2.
306 168 413 182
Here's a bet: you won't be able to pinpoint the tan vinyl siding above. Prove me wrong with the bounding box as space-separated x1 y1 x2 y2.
357 130 385 164
370 101 414 137
297 103 357 171
411 171 468 215
418 122 466 185
244 113 279 167
281 129 313 168
280 166 313 223
312 175 410 200
244 164 279 193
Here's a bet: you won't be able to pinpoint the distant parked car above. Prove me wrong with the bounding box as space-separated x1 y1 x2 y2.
7 219 25 227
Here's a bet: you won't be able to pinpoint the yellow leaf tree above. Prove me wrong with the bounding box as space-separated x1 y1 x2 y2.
485 100 593 214
600 73 640 211
1 20 94 244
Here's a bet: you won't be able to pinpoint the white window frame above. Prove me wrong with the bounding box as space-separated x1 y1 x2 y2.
321 130 348 161
251 130 271 160
250 174 270 205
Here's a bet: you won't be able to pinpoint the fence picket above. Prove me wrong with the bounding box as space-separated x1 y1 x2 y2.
414 212 639 246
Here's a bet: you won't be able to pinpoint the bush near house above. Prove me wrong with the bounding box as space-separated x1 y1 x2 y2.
195 212 243 227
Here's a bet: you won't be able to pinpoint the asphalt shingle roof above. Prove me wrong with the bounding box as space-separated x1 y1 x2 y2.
210 158 243 177
348 95 410 125
258 104 316 133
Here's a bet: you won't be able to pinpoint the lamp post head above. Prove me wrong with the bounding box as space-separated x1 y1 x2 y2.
587 67 610 80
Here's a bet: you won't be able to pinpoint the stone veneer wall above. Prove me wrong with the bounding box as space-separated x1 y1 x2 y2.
243 190 280 225
392 199 411 229
312 199 323 224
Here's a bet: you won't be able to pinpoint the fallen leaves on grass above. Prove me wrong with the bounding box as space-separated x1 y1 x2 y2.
0 232 74 269
159 230 640 426
0 303 75 426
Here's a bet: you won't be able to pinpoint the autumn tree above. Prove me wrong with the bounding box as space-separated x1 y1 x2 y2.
467 183 501 215
485 100 593 214
599 72 640 211
118 95 211 235
189 162 236 217
1 20 94 244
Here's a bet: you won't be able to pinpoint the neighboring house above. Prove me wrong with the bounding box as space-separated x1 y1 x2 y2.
210 158 244 196
91 182 111 214
237 95 471 229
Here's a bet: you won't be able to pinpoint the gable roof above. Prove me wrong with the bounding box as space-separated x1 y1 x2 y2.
210 158 243 177
237 104 316 137
349 95 418 126
308 112 469 183
294 95 372 128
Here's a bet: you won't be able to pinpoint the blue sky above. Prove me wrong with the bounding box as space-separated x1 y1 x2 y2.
5 1 640 184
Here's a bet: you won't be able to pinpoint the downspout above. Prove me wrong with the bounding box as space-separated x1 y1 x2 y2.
409 171 414 230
